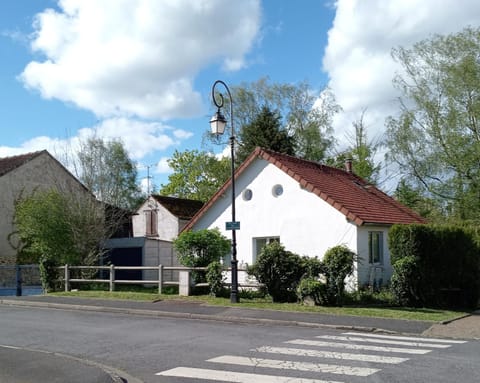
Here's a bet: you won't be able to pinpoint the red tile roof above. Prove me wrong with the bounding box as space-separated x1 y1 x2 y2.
152 195 204 220
184 147 426 230
0 151 45 177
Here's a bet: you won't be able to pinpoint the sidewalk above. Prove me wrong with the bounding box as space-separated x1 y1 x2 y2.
2 295 479 339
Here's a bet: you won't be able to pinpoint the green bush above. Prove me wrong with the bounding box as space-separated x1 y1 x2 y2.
301 256 324 278
247 242 304 302
174 228 230 283
296 277 328 305
389 224 480 308
390 256 423 307
205 261 225 297
322 245 355 306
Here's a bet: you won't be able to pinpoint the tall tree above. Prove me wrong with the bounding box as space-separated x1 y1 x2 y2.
236 105 296 163
386 27 480 220
211 77 340 162
327 112 381 184
77 137 141 210
160 149 230 202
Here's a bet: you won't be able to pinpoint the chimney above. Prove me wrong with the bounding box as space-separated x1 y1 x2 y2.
345 158 353 173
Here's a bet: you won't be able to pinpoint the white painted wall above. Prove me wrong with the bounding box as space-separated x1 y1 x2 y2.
132 197 180 241
191 159 367 284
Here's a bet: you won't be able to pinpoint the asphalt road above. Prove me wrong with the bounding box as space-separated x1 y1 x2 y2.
0 305 479 383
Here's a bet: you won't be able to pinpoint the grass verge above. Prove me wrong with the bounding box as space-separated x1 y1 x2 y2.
50 290 468 323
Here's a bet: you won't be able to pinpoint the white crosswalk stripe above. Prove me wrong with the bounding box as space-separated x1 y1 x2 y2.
156 367 344 383
155 331 468 381
317 335 451 348
208 355 380 376
341 332 467 344
254 346 409 364
286 339 432 354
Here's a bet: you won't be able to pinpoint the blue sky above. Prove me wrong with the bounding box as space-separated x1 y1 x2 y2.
1 0 480 193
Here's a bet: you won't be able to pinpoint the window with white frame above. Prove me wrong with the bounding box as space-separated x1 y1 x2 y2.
368 231 383 264
252 236 280 263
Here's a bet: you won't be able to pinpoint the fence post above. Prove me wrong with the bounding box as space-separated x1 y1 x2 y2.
158 265 163 295
109 264 115 292
179 270 191 296
64 264 70 292
15 265 22 297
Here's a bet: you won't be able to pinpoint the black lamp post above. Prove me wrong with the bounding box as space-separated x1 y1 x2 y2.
210 80 239 303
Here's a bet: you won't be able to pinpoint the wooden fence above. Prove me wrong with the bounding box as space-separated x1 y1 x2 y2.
61 264 260 296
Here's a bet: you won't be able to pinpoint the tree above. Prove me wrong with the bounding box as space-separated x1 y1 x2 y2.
327 111 381 184
386 27 480 220
236 105 296 164
77 137 141 210
160 150 231 202
211 77 340 162
13 190 105 291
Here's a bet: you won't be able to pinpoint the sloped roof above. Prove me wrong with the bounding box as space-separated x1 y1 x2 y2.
0 150 45 177
184 147 426 230
152 195 204 220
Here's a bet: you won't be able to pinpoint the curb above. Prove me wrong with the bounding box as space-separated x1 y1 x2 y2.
0 298 397 335
439 313 472 325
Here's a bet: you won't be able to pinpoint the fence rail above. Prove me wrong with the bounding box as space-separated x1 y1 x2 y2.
61 264 260 296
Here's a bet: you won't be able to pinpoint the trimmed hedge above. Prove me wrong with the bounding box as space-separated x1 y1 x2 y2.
389 224 480 308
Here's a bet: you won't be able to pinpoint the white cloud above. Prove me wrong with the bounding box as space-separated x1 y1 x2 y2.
323 0 480 143
20 0 261 120
155 157 172 174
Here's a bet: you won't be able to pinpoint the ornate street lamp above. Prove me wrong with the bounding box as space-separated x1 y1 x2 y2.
210 80 239 303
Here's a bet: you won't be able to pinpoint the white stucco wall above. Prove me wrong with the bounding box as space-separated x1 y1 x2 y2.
132 197 180 241
0 152 87 265
191 159 361 283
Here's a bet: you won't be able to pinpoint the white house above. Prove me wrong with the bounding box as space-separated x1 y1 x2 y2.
183 147 426 289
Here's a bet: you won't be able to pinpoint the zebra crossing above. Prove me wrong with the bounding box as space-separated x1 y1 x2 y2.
155 331 467 382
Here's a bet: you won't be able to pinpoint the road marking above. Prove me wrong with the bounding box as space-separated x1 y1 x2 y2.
342 332 468 344
156 367 345 382
254 346 409 364
316 335 451 348
208 355 379 377
286 339 431 354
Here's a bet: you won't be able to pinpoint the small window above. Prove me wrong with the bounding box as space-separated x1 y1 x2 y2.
242 188 253 201
146 210 158 236
253 237 280 263
272 184 283 197
368 231 383 264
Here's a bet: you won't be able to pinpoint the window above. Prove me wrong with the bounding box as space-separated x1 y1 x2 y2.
368 231 383 264
242 188 253 201
272 184 283 197
146 210 158 236
253 237 280 263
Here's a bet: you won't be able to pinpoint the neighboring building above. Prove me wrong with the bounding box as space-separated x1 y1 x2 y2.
133 195 204 241
183 147 426 289
0 150 89 266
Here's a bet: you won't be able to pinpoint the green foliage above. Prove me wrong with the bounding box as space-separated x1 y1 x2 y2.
322 245 356 306
296 277 328 306
394 179 444 221
386 27 480 221
206 261 226 297
174 228 230 283
14 190 103 291
161 149 230 202
236 105 296 164
247 242 305 302
301 256 324 278
78 137 141 210
389 224 480 308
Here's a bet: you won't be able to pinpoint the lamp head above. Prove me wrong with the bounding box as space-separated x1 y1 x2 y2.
210 109 227 135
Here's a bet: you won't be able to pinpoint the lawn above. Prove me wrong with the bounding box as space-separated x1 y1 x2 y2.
50 289 469 323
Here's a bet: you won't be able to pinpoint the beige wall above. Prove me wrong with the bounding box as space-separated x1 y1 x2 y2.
132 197 180 241
0 152 87 265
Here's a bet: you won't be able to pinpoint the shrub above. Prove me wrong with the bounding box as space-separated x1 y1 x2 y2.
174 228 230 283
390 256 423 307
301 256 324 278
205 261 225 297
322 245 355 306
296 277 328 305
247 242 304 302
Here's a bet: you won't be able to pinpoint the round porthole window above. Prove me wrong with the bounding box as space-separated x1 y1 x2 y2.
272 184 283 197
242 188 253 201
